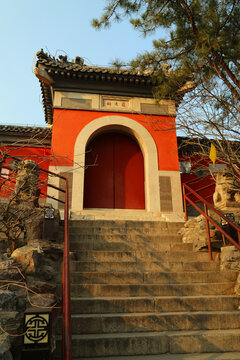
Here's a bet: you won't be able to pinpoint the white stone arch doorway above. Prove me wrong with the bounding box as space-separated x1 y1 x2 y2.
71 115 160 214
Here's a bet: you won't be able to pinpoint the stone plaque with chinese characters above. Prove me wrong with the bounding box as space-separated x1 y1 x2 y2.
102 98 129 109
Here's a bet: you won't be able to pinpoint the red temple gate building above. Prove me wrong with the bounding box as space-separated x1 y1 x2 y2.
35 50 186 221
0 50 201 220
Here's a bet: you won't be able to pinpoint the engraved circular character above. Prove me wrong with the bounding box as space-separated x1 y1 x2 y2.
25 315 48 342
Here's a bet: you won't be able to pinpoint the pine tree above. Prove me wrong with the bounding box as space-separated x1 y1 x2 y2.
92 0 240 101
93 0 240 185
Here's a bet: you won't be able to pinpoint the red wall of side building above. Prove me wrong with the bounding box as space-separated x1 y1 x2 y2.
179 154 221 203
51 109 180 171
0 146 51 198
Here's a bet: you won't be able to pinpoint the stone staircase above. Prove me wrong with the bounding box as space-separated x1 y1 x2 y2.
54 220 240 359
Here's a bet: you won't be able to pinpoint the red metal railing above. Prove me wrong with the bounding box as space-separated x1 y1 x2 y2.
62 177 72 360
0 155 72 360
183 174 216 204
183 182 240 260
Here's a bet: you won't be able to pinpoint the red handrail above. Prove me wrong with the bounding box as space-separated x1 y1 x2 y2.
183 182 240 260
183 174 216 209
184 174 215 195
62 178 72 360
0 154 72 359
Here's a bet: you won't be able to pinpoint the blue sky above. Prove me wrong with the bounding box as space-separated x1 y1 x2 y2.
0 0 163 127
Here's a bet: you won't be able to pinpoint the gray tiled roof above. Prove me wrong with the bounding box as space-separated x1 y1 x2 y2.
35 50 155 125
36 49 153 78
0 125 52 147
0 125 51 134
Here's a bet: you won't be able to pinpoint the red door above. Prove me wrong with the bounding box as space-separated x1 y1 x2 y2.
84 132 145 209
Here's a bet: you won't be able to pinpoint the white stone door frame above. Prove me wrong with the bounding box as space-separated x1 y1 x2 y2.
71 115 160 213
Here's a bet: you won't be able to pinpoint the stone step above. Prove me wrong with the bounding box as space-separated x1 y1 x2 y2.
68 233 182 242
69 240 191 252
53 352 240 360
56 310 240 334
70 260 220 272
73 250 216 262
64 227 183 235
54 329 240 357
65 220 184 230
70 295 240 314
69 282 235 297
70 271 238 285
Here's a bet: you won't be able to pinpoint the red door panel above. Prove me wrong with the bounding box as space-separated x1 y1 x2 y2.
84 132 145 209
115 134 145 209
84 133 114 208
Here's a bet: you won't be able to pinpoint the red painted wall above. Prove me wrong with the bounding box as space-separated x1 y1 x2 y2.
0 146 51 198
51 109 179 171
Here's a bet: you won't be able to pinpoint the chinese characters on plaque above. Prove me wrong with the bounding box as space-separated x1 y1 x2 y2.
103 99 129 109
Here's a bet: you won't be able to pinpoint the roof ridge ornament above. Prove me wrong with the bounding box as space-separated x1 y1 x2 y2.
59 55 68 63
74 56 84 66
36 49 50 60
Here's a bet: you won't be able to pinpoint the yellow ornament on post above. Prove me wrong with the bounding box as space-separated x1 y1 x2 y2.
209 144 217 167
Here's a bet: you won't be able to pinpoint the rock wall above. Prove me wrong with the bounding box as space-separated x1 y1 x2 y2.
178 212 224 252
0 212 63 359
